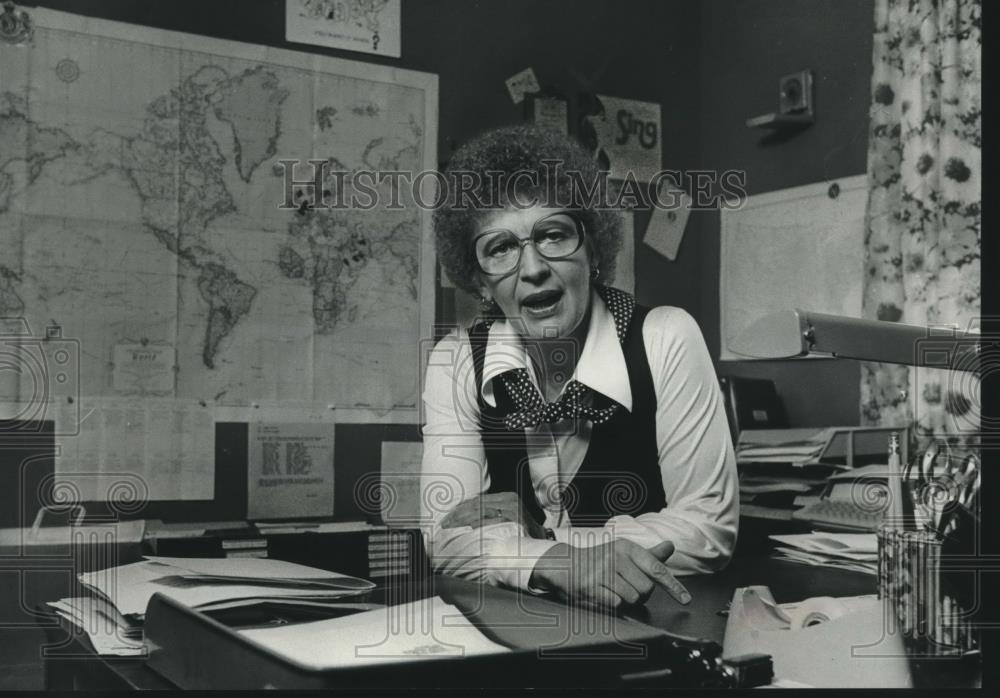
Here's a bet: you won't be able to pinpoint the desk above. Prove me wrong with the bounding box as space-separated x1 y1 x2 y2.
36 554 980 689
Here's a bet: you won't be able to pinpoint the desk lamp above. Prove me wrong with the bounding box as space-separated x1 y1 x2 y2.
729 309 981 374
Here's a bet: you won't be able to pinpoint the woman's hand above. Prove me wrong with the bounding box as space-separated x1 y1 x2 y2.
439 492 548 539
528 539 691 610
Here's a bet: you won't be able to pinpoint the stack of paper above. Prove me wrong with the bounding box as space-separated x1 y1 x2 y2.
50 556 377 655
737 428 835 466
769 533 877 575
47 595 145 656
737 429 849 520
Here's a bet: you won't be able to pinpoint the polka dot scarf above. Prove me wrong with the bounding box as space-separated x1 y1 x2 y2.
498 285 635 431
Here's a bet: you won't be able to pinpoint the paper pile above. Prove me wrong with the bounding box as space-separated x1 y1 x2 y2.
769 533 877 575
49 556 377 656
737 429 849 520
737 428 836 465
47 595 145 656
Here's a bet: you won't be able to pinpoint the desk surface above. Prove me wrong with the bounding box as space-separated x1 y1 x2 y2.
39 554 978 690
626 553 875 642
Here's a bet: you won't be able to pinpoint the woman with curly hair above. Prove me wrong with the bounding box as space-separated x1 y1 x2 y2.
420 124 737 610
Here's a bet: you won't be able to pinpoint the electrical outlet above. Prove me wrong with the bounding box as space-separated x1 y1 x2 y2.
779 70 813 115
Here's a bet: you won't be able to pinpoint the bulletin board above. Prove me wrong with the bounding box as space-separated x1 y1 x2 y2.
719 175 869 361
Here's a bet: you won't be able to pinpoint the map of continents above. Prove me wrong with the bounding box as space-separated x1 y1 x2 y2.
0 18 429 411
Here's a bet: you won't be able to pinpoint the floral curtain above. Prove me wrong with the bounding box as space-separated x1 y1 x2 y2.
861 0 981 455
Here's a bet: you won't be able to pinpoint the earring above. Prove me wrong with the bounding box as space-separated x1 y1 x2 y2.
590 266 600 281
480 296 496 312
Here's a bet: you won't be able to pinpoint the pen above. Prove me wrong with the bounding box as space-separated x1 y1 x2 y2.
886 433 906 530
928 534 937 647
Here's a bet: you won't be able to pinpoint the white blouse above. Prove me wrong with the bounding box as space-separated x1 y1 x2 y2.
419 290 739 591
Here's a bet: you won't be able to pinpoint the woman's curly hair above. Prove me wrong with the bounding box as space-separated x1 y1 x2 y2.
433 124 623 297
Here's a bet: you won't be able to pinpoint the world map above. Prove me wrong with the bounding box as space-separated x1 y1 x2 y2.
0 9 435 417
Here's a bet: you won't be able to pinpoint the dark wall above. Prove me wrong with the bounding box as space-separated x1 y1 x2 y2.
692 0 875 427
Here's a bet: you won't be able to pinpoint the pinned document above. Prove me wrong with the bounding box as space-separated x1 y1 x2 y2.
643 187 691 261
505 68 540 104
248 422 335 520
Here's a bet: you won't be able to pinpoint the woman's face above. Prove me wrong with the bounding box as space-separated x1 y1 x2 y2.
474 206 593 341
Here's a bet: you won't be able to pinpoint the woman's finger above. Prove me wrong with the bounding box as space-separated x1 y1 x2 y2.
616 560 656 604
630 547 691 605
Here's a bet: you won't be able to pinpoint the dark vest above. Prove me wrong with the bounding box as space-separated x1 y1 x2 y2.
468 305 667 527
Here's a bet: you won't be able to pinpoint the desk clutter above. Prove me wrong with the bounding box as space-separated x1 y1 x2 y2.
32 518 761 688
47 556 378 656
43 553 757 689
769 532 877 575
736 426 899 524
757 432 983 660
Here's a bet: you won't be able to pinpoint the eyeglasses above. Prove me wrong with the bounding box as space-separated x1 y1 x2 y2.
473 212 585 276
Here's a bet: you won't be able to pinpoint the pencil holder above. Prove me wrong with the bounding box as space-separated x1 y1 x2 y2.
876 526 978 656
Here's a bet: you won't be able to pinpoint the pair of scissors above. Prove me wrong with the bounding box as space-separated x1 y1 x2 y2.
902 442 939 529
956 454 979 508
935 452 980 537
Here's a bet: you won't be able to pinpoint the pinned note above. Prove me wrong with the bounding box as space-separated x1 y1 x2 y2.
643 187 691 261
505 67 540 104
